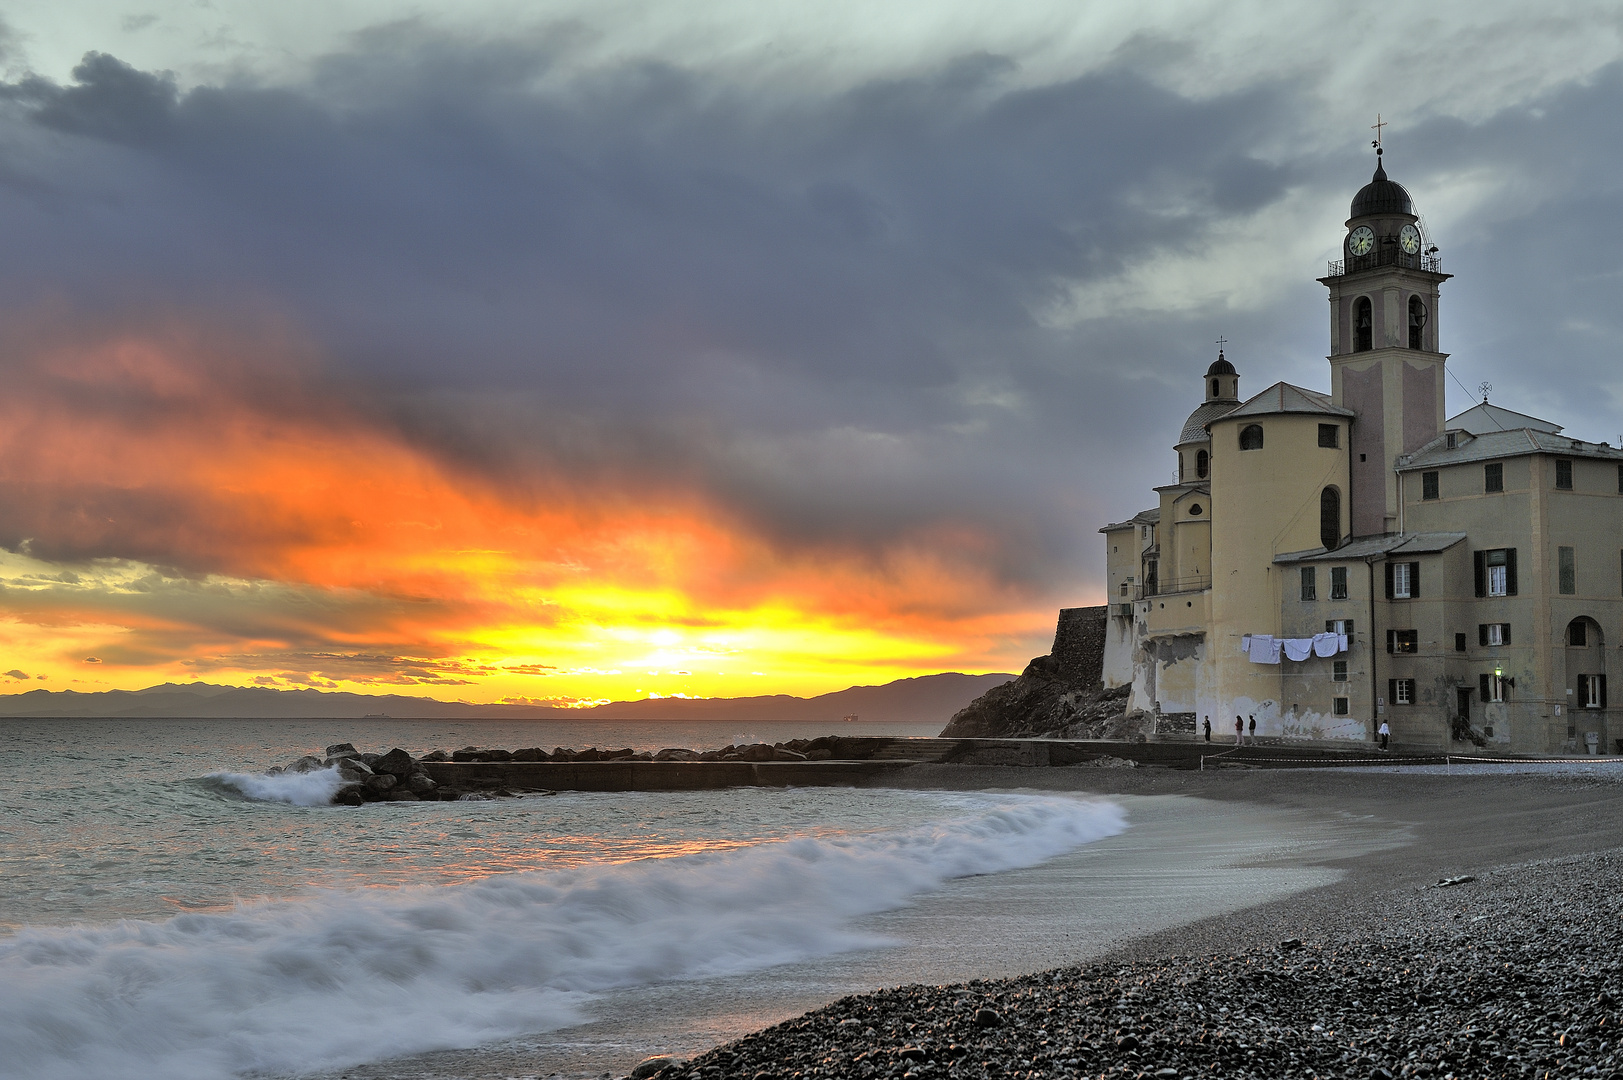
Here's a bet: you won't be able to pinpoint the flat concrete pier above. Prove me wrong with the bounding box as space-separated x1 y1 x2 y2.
417 736 1440 792
420 758 918 791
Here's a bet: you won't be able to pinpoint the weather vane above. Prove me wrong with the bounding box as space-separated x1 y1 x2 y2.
1478 382 1493 403
1371 113 1387 150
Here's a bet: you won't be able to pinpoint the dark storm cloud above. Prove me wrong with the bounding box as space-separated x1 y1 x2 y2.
1 27 1618 600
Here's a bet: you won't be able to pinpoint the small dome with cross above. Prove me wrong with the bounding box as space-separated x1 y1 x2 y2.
1350 158 1415 219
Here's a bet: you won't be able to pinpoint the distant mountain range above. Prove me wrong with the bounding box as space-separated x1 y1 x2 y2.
0 672 1015 724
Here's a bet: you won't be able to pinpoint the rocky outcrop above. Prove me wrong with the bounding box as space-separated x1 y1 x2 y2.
940 606 1146 739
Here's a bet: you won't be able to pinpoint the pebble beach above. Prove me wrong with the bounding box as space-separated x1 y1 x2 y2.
628 763 1623 1080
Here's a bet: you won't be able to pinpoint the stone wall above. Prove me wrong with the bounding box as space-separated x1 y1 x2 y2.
1051 606 1107 691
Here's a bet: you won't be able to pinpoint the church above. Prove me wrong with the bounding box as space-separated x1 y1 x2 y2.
1099 148 1623 755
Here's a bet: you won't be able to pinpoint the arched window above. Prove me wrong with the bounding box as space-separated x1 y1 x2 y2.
1320 487 1341 550
1354 297 1373 352
1178 453 1185 482
1196 449 1209 478
1211 378 1219 396
1239 424 1264 451
1409 295 1428 350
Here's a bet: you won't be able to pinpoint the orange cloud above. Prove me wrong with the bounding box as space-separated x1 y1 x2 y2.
0 316 1057 700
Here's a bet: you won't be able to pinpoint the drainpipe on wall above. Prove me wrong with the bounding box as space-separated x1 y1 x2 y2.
1367 555 1381 743
1396 467 1405 536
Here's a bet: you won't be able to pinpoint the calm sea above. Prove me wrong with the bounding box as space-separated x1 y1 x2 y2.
0 717 1128 1080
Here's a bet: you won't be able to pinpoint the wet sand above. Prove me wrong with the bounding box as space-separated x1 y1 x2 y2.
319 763 1623 1079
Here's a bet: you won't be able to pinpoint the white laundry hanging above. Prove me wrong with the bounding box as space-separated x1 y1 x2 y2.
1282 638 1314 662
1247 634 1281 664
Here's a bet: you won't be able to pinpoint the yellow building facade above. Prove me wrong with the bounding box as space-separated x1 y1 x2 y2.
1101 153 1623 753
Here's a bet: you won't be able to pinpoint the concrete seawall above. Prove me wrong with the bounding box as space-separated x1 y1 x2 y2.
419 736 1424 791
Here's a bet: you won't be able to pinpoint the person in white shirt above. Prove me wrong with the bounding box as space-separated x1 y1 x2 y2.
1378 720 1390 751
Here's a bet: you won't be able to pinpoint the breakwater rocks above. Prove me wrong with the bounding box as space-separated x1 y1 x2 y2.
634 849 1623 1080
269 743 452 804
266 738 852 804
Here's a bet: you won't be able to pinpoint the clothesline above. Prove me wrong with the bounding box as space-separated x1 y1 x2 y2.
1240 632 1347 664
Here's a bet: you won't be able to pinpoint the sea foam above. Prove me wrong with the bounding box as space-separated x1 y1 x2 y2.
0 793 1126 1080
203 765 348 806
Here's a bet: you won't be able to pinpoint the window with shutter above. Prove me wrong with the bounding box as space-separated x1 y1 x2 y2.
1422 471 1439 500
1556 459 1573 490
1300 567 1317 601
1387 629 1417 654
1330 566 1348 599
1455 632 1466 652
1333 660 1347 682
1485 462 1504 493
1479 548 1515 596
1559 547 1576 595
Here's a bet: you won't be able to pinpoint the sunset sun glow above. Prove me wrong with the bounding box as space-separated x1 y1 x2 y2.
0 324 1049 702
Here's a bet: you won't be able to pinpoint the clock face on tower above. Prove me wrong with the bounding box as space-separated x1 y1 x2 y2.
1399 224 1421 254
1348 226 1375 257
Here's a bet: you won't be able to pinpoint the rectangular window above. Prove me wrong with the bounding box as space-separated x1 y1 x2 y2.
1446 432 1458 450
1389 678 1416 705
1333 660 1348 682
1318 424 1339 448
1455 632 1467 652
1333 696 1350 716
1422 471 1439 500
1387 629 1418 654
1476 548 1517 597
1330 566 1348 599
1580 674 1608 709
1479 622 1510 646
1569 620 1587 647
1120 581 1130 597
1480 673 1506 703
1485 462 1504 493
1559 546 1576 595
1556 459 1573 490
1386 560 1420 599
1325 618 1354 637
1300 566 1317 601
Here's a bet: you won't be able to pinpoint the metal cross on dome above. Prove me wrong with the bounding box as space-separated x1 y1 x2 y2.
1371 114 1387 148
1215 336 1227 351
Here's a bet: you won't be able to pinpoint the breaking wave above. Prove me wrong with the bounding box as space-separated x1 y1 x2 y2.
202 765 348 806
0 793 1126 1080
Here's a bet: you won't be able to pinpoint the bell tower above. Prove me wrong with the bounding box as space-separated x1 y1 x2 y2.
1319 141 1452 536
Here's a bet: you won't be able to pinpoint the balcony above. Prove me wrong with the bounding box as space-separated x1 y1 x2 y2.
1326 249 1442 277
1133 575 1211 600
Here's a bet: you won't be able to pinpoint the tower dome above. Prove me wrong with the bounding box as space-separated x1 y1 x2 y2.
1350 157 1414 218
1206 355 1237 377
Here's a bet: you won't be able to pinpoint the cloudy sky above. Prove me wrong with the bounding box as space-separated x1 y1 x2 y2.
2 1 1622 704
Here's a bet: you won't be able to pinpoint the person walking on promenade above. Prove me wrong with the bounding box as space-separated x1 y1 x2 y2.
1248 715 1257 745
1203 716 1212 742
1378 720 1390 751
1234 716 1244 748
